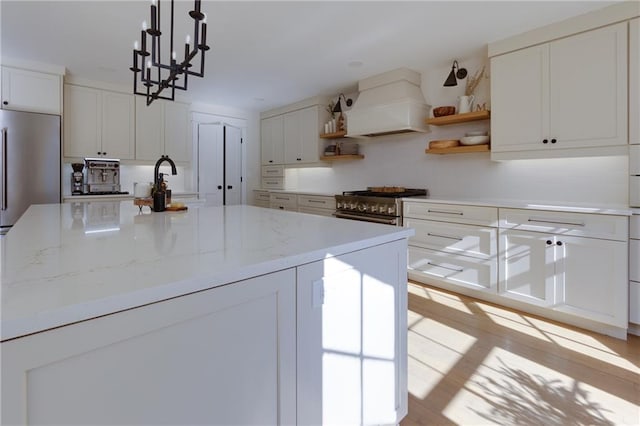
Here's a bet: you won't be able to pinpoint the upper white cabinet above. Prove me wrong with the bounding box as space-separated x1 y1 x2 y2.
283 106 322 164
630 18 639 145
261 115 284 165
491 22 628 159
135 97 190 162
63 84 135 159
261 97 329 166
1 66 61 115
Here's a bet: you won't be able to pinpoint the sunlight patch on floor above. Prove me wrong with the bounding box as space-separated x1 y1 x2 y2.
441 347 638 425
409 284 473 315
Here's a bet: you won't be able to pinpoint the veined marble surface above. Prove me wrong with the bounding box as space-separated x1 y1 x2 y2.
1 202 413 341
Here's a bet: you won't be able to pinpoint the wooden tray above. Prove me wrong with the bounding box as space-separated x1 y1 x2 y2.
165 205 188 212
429 139 460 149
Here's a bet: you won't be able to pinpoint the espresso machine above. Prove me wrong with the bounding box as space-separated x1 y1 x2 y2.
71 163 84 194
84 158 124 194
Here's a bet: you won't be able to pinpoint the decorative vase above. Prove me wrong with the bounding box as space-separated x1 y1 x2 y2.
458 95 475 114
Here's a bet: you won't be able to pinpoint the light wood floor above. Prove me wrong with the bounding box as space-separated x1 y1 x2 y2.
401 281 640 426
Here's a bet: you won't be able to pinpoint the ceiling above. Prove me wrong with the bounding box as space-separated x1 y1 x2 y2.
1 1 619 112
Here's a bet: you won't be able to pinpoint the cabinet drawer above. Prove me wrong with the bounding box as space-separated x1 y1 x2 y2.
298 206 334 217
631 215 640 239
262 177 284 190
499 208 628 241
405 218 496 260
297 194 334 210
408 246 497 293
631 239 640 282
254 201 270 208
403 202 498 226
270 193 297 209
262 165 284 178
254 190 270 203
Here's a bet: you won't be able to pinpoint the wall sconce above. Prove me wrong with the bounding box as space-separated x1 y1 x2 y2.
443 60 468 87
332 93 353 114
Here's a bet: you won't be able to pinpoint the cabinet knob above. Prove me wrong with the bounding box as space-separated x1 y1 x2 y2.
269 160 273 163
297 158 301 161
227 185 233 189
543 139 549 144
551 139 557 144
556 241 563 246
2 101 7 105
217 185 222 190
546 240 553 245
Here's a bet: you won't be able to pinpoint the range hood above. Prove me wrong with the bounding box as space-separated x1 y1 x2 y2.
345 68 430 138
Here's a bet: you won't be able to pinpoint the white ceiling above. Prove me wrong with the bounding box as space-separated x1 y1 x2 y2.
1 0 619 112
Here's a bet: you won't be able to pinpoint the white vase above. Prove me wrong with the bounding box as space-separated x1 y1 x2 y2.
458 95 475 114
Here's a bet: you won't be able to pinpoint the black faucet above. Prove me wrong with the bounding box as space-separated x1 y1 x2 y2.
154 155 177 186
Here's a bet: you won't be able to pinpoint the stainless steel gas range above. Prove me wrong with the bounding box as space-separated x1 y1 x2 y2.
334 187 428 226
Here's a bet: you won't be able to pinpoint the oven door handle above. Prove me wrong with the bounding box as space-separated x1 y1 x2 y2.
334 212 397 225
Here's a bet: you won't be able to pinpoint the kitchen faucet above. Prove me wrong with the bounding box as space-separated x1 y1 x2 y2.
154 155 177 187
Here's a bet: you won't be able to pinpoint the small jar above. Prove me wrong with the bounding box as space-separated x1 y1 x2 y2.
153 190 166 212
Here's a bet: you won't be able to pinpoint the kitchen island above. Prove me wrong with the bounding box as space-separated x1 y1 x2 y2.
1 201 413 425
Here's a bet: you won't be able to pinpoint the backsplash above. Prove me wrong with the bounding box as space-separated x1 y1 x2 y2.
62 163 193 196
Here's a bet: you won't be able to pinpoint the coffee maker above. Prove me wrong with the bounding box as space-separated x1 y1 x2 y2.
71 163 85 195
84 158 122 194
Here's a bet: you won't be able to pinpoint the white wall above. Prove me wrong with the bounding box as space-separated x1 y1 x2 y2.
290 55 629 206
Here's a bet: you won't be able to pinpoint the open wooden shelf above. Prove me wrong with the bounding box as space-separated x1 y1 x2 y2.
425 110 491 126
320 130 347 139
425 145 489 155
320 154 364 161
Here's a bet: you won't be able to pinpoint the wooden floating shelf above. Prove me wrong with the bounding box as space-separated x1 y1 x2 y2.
319 131 348 139
425 110 491 126
320 154 364 161
425 145 490 155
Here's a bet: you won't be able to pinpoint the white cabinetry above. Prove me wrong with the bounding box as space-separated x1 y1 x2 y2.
1 269 297 425
1 66 61 115
261 115 284 165
296 239 408 425
629 215 640 329
630 18 639 146
297 193 335 217
63 85 135 159
283 106 323 164
404 202 498 293
499 208 628 327
135 97 190 162
253 189 270 208
491 22 628 159
270 192 297 211
261 165 285 190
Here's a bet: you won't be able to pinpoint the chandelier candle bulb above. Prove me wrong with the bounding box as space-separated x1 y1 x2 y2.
150 5 157 31
142 20 147 31
134 41 139 50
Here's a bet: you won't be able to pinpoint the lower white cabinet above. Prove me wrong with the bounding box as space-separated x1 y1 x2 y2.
499 209 628 328
297 193 335 217
297 239 408 425
253 189 270 208
630 214 640 327
1 270 297 425
270 193 297 211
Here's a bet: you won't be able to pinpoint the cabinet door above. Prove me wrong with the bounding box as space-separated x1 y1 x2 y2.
283 110 301 164
101 91 135 160
297 239 407 425
261 115 284 165
549 22 627 149
1 67 61 115
284 107 320 164
630 18 639 145
63 85 102 158
1 270 296 425
135 96 164 161
491 44 549 152
554 235 627 327
499 229 556 307
164 101 190 162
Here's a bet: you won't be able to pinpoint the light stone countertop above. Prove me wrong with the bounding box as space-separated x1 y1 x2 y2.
1 202 413 341
403 196 634 216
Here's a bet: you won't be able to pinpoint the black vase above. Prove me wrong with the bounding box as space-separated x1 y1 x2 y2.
153 190 166 212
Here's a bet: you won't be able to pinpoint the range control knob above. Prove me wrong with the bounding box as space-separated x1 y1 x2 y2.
357 203 367 212
387 205 396 214
370 204 378 213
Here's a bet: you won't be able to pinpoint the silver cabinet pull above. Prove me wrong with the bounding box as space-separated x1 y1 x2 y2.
274 196 290 201
426 232 463 241
1 128 6 211
527 217 585 227
308 199 326 204
427 209 463 216
427 261 463 272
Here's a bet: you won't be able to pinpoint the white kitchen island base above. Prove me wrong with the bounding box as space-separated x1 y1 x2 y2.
1 203 411 425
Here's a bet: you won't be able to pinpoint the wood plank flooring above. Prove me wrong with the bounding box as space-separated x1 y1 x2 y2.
401 281 640 426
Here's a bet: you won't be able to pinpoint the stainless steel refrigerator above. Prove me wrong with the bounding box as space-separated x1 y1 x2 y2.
0 110 61 235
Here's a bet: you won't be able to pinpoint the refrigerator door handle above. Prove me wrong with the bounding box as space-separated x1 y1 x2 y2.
1 127 6 211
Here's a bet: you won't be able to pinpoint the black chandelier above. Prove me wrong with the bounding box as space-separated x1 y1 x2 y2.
130 0 209 106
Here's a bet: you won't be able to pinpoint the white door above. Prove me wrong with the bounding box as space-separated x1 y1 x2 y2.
224 125 243 206
198 124 224 206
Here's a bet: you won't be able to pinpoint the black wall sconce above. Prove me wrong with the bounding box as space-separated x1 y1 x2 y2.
332 93 353 113
443 60 468 87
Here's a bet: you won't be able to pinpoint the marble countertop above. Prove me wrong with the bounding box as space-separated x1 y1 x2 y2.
402 196 634 216
1 202 413 341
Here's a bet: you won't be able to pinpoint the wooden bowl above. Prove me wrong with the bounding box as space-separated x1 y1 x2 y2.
433 106 456 117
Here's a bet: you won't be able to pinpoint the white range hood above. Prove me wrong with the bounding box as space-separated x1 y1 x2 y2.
345 68 430 138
